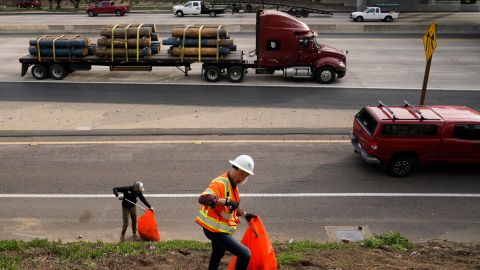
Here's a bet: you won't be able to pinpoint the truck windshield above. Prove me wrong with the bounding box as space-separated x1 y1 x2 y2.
314 38 322 49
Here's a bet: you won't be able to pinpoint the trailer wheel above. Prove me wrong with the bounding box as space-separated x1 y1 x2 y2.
294 10 302 17
31 64 48 80
49 64 67 80
315 67 335 84
209 11 217 17
204 66 222 82
301 10 309 17
227 66 244 83
176 10 184 17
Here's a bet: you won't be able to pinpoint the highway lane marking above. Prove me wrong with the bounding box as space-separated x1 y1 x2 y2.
3 80 480 91
1 193 480 198
0 139 350 145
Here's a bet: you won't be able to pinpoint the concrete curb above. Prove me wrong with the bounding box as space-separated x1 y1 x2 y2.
0 128 351 137
1 23 479 34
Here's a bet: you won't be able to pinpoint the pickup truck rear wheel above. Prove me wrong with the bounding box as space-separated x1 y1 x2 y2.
301 10 309 17
315 67 335 84
87 11 95 17
227 66 244 83
387 156 416 177
49 64 67 80
176 10 184 17
31 64 48 80
355 16 363 22
115 10 122 16
384 16 393 22
204 66 222 82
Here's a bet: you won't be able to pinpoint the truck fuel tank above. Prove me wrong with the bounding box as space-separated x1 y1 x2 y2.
283 66 312 78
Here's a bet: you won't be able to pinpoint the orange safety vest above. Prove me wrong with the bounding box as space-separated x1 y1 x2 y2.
195 172 240 234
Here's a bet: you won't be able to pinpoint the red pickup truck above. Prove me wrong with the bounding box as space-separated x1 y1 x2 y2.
350 101 480 177
87 1 129 17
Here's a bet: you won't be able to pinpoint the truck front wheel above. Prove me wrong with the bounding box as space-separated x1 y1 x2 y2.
227 66 244 83
176 10 184 17
204 66 222 82
31 64 48 80
87 10 95 17
315 67 335 84
355 16 363 22
115 10 122 16
49 64 67 80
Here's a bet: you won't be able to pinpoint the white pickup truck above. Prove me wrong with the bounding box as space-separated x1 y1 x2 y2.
173 1 225 17
350 7 399 22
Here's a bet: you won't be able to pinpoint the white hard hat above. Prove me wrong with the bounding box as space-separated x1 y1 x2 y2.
134 181 144 192
229 155 254 175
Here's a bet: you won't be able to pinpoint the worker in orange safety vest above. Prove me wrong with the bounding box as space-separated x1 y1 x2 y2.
196 154 257 270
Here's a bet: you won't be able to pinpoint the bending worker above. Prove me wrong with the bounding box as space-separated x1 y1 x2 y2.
113 181 153 242
196 155 257 270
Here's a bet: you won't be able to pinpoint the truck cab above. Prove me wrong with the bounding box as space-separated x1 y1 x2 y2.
257 10 346 83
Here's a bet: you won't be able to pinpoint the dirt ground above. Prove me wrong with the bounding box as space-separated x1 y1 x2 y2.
12 240 480 270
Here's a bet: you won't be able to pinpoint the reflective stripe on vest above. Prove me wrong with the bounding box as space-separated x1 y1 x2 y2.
196 173 239 234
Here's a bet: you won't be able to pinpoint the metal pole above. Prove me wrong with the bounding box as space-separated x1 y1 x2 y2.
124 198 147 211
420 57 432 105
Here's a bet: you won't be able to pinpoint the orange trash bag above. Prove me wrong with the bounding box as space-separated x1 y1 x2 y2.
228 216 277 270
137 209 160 241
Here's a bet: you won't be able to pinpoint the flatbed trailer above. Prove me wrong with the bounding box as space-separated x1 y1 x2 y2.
209 0 333 17
19 51 247 81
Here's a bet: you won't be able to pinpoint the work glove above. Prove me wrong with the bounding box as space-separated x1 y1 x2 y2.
225 198 239 211
245 213 257 222
118 194 124 200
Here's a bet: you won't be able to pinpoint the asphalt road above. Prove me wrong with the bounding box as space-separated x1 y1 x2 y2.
0 136 479 243
1 82 479 109
0 12 478 26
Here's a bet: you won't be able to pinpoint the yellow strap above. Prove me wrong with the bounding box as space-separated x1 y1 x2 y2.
124 24 132 62
52 35 65 62
181 25 191 63
136 23 144 62
198 25 204 62
216 25 222 62
36 35 48 61
111 24 119 62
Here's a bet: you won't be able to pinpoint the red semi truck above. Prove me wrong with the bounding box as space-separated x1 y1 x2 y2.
20 10 347 84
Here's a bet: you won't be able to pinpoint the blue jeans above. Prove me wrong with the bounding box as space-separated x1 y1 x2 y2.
203 228 251 270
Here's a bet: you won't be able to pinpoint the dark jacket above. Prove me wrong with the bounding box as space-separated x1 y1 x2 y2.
113 185 151 209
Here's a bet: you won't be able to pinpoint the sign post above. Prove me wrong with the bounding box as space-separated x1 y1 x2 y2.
420 22 437 105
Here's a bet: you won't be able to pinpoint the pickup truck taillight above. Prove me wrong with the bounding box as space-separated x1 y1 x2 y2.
365 142 378 154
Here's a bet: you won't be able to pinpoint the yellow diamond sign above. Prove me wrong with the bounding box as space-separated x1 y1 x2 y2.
423 22 437 60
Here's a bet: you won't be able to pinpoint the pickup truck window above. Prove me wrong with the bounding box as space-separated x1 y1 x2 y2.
356 108 377 135
193 2 198 6
381 124 438 137
454 124 480 140
366 8 375 13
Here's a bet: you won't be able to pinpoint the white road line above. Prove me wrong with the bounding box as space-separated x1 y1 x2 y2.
4 80 480 91
0 139 350 146
1 193 479 198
